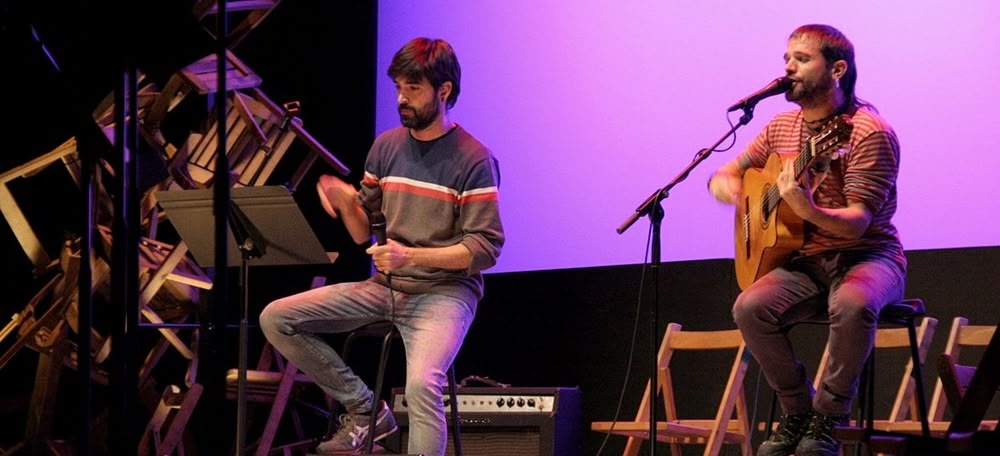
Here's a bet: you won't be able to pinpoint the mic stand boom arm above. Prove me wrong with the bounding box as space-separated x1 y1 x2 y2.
615 107 755 455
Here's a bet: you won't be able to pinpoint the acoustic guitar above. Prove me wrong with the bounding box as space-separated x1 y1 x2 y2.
734 115 854 290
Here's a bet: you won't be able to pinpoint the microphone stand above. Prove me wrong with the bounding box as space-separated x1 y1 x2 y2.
228 202 267 456
616 105 757 455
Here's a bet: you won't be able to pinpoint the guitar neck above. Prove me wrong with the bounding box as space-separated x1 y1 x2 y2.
793 138 821 181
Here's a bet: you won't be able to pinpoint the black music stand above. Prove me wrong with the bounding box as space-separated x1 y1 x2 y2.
155 185 332 454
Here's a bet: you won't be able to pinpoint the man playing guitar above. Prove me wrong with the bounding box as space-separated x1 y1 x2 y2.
708 24 906 456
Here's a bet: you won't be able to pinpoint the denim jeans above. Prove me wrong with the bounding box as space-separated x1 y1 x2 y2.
731 251 906 417
258 278 476 456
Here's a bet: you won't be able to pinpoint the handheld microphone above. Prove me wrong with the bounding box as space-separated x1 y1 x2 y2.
727 76 793 112
369 209 393 281
369 210 387 246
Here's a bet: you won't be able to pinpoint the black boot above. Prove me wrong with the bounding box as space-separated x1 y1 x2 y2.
757 412 812 456
795 412 849 456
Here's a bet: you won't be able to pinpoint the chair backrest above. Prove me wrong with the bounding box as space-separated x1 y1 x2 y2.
930 317 997 422
590 322 753 456
813 315 938 424
0 138 85 270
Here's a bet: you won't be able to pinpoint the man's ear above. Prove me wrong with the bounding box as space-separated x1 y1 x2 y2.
438 81 453 102
832 60 848 81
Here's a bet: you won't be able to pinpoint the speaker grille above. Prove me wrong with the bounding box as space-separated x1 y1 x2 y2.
398 429 540 456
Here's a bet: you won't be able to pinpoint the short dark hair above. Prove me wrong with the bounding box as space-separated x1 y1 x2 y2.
388 37 462 109
791 24 875 112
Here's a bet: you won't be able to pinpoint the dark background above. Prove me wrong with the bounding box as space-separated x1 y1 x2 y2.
1 2 997 455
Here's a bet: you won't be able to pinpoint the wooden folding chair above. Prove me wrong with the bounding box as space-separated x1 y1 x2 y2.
591 323 753 456
0 138 84 272
225 341 327 456
192 0 284 48
138 383 204 456
89 49 346 390
931 317 998 432
145 55 347 187
837 316 938 431
0 239 113 451
224 276 332 456
838 317 999 455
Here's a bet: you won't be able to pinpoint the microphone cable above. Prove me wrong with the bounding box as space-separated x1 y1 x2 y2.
592 218 654 456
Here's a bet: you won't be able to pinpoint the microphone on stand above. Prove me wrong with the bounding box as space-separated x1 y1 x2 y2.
726 76 793 112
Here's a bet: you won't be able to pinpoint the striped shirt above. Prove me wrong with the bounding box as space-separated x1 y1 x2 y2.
359 124 505 303
736 109 906 271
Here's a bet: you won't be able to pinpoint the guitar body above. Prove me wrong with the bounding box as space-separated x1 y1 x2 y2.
734 153 805 290
730 115 853 290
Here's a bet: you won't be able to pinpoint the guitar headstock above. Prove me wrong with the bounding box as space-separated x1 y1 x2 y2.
811 114 854 161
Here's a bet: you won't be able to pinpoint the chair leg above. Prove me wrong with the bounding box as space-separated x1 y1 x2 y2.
865 364 873 456
854 354 874 456
764 391 779 440
447 364 462 456
905 318 931 437
365 326 396 454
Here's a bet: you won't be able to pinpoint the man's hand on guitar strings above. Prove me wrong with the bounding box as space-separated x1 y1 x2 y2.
777 157 816 219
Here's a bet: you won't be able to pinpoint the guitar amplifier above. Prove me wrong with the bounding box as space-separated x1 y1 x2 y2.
384 386 582 456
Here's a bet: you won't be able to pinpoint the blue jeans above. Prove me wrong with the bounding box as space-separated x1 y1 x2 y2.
258 278 476 456
731 251 906 417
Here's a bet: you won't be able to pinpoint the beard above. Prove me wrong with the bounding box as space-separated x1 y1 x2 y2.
398 101 439 131
785 74 835 107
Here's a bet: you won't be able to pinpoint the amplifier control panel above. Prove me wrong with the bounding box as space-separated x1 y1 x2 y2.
391 387 564 413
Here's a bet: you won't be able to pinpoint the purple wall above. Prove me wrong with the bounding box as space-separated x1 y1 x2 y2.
377 1 1000 273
